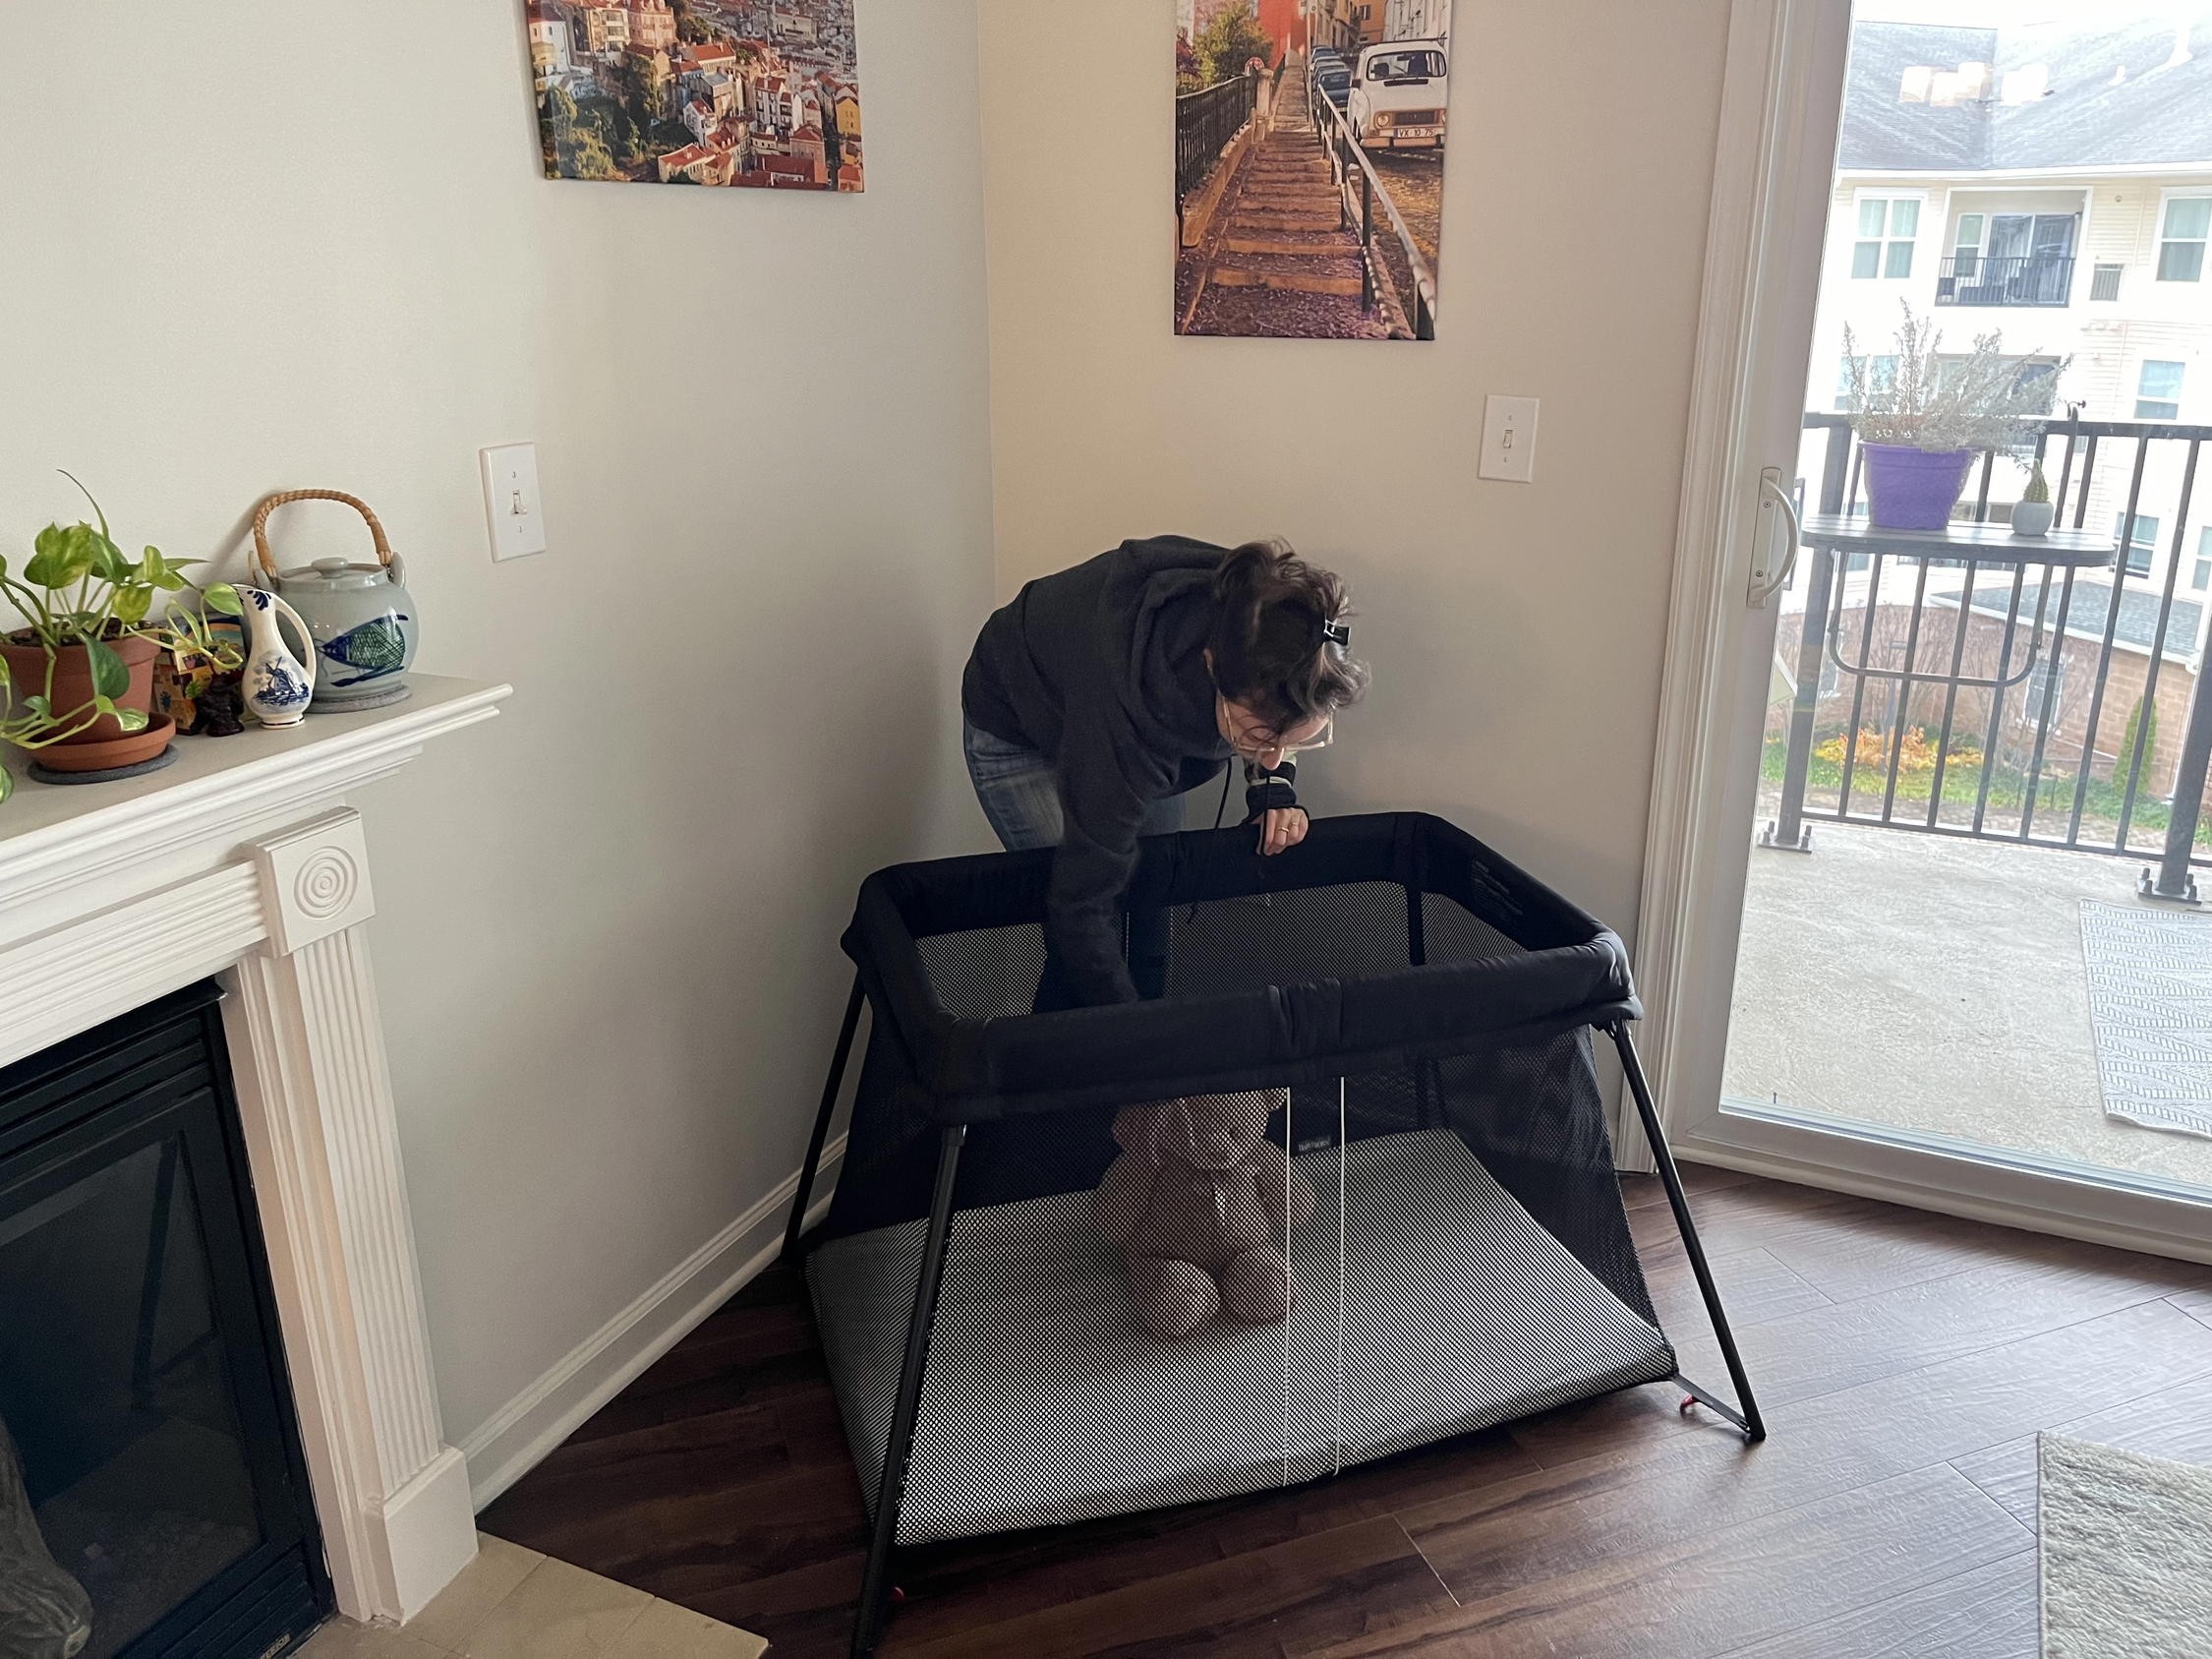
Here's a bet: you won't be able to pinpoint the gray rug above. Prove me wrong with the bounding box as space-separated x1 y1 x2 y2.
2078 901 2212 1139
2040 1433 2212 1657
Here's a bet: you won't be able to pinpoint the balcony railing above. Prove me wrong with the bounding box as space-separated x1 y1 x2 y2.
1766 413 2212 902
1935 253 2075 308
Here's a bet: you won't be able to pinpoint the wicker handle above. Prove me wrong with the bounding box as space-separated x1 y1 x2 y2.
251 489 394 583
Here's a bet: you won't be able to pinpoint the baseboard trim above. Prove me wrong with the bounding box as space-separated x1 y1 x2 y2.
460 1134 845 1511
1676 1134 2212 1268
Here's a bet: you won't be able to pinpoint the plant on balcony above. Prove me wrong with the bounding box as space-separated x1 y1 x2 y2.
2011 457 2055 537
0 477 243 801
1840 303 2063 531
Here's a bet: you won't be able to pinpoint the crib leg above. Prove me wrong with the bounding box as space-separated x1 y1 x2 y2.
851 1123 966 1659
786 973 865 1264
1605 1023 1768 1446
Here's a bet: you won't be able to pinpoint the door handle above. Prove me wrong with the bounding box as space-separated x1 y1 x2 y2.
1747 468 1802 608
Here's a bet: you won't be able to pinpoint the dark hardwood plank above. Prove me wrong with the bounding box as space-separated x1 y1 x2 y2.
1949 1368 2212 1530
1410 1298 2212 1605
1709 1552 2037 1659
1310 1464 2026 1659
1617 1161 1755 1212
892 1514 1454 1659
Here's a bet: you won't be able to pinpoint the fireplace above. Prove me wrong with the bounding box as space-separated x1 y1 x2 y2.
0 983 327 1658
0 674 509 1633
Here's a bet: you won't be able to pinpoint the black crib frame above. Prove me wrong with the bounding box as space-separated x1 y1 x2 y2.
786 815 1767 1659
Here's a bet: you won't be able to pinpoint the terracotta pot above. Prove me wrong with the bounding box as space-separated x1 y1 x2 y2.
1 633 161 747
31 715 176 774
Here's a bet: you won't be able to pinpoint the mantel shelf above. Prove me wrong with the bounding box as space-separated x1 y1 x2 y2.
0 674 511 915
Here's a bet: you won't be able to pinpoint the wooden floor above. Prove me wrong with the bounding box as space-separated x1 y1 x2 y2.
481 1167 2212 1657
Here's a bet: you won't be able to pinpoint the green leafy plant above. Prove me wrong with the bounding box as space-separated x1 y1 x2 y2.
0 475 243 802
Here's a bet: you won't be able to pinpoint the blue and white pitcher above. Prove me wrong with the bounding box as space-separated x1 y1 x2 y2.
236 587 318 728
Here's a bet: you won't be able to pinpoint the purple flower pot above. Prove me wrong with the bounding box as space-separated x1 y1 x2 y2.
1862 444 1976 531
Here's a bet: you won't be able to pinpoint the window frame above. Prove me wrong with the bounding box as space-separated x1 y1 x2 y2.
1849 190 1924 280
2115 510 2163 577
2135 359 2186 422
2157 191 2210 283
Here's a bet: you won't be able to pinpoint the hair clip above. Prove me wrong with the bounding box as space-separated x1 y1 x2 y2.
1321 619 1350 649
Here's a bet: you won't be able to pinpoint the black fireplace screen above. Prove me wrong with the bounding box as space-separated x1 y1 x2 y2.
0 984 328 1659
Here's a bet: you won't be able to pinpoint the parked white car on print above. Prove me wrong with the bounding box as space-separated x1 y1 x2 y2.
1350 40 1447 150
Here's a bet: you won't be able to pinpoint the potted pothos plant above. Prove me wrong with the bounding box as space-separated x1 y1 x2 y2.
1840 303 2063 532
0 476 243 801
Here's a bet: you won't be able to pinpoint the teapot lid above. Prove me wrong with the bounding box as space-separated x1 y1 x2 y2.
282 557 389 591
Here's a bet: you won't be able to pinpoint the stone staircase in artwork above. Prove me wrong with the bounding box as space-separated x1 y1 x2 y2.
1206 74 1366 300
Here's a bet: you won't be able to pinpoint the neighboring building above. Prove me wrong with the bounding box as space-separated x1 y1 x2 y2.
772 8 817 43
625 0 677 51
1305 0 1365 55
1809 18 2212 606
656 142 726 184
1382 0 1449 42
789 122 827 183
754 74 791 131
527 5 573 84
833 87 861 141
582 3 629 57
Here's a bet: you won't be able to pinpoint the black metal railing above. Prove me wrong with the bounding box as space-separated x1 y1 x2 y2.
1935 253 2076 308
1766 412 2212 901
1175 72 1257 201
1310 77 1436 340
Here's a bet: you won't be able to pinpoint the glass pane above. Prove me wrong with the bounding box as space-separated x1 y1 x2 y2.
0 1140 265 1659
1885 240 1914 278
2140 361 2186 399
1858 199 1888 237
2159 241 2206 282
1953 212 1983 249
1889 198 1919 237
1852 241 1882 278
2194 559 2211 591
2166 197 2212 240
2137 399 2181 420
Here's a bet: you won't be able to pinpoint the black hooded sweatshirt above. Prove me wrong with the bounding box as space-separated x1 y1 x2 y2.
962 535 1297 1005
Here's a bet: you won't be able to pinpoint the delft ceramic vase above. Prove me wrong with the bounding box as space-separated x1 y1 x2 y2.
237 587 318 728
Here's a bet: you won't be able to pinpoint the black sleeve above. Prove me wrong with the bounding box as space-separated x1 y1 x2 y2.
1044 701 1164 1006
1243 758 1301 823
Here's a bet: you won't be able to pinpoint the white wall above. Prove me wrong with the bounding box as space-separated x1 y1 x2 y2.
978 0 1732 933
0 0 994 1448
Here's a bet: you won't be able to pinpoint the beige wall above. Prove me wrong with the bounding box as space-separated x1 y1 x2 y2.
978 0 1732 928
0 0 994 1443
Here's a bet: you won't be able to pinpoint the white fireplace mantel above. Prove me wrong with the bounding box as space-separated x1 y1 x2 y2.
0 674 511 1625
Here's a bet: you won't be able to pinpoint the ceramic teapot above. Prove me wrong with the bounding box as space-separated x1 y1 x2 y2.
250 489 420 709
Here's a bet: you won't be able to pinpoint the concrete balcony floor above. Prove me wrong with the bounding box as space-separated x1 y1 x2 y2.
1724 816 2212 1195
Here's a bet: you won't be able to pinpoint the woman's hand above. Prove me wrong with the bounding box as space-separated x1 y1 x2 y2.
1257 806 1309 857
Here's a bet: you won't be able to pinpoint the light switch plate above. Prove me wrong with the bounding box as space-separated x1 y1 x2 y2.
1479 395 1540 484
480 444 547 561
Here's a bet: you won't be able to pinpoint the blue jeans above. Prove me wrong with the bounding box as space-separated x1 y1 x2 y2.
963 720 1182 1000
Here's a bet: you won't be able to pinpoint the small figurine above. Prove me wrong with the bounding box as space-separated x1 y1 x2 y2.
196 679 246 737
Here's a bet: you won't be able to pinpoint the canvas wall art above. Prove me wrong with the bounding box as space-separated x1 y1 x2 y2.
526 0 861 190
1175 0 1450 338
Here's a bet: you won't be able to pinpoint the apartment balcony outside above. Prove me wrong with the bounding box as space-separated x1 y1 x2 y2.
1934 252 2076 308
1727 411 2212 1198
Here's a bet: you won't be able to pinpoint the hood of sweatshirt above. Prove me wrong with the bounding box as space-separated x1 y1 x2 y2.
1106 537 1233 765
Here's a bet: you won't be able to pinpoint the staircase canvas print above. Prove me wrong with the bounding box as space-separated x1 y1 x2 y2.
1175 1 1450 339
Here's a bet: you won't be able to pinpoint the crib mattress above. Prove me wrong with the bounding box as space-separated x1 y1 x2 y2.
807 1128 1675 1545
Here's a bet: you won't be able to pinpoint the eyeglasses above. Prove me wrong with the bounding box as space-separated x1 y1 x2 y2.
1216 692 1335 761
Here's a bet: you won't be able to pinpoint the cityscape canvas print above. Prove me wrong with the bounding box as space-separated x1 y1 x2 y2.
526 0 862 190
1175 0 1450 338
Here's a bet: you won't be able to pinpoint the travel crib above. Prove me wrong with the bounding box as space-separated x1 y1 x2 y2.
786 812 1764 1658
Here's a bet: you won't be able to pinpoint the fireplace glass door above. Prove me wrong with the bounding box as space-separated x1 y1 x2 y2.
0 984 328 1659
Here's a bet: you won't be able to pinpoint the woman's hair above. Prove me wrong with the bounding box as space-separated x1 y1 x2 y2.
1206 538 1370 734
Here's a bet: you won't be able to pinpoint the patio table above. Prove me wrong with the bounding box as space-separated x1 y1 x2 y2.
1763 513 2119 854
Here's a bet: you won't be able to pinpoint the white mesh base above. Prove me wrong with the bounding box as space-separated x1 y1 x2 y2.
808 1128 1675 1546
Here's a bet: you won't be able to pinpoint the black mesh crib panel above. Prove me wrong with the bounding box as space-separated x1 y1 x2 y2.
794 812 1766 1658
